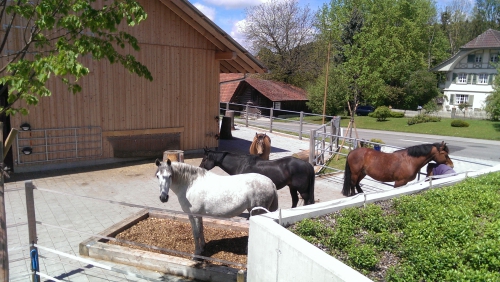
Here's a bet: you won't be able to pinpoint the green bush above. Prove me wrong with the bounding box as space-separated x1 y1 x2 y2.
451 119 470 127
390 111 405 118
371 106 392 121
289 172 500 281
407 114 441 125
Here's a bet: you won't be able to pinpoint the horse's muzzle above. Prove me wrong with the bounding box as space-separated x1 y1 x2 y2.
159 193 169 203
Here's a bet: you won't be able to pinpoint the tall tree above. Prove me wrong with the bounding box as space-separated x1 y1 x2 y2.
471 0 500 32
309 0 440 112
485 66 500 120
242 0 320 87
440 0 474 55
0 0 152 116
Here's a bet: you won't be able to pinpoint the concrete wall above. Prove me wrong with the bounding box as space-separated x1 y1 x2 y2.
246 164 500 282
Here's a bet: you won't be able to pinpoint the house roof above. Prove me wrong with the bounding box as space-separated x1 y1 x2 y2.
431 29 500 71
245 78 308 102
462 29 500 49
159 0 267 74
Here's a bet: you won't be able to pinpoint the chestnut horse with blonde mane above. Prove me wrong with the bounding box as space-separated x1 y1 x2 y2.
343 141 450 197
249 133 271 160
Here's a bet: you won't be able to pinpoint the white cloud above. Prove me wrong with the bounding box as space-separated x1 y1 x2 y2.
193 3 216 21
230 19 252 52
201 0 269 9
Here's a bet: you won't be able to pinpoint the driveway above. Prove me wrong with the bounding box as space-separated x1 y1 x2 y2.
4 124 344 281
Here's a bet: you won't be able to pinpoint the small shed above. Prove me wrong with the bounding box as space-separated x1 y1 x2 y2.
1 0 266 172
220 75 309 116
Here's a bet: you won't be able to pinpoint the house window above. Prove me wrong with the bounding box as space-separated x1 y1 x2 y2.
478 73 488 84
455 94 469 104
490 54 499 63
274 102 281 110
457 73 467 84
475 55 482 63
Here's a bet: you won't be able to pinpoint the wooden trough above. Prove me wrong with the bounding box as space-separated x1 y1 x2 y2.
79 209 249 282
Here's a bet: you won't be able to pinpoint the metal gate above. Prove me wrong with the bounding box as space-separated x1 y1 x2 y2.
16 127 102 164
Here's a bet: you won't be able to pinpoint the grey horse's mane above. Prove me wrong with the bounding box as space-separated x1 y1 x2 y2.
167 161 207 184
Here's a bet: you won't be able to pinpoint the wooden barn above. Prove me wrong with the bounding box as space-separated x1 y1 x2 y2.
220 74 309 117
1 0 266 172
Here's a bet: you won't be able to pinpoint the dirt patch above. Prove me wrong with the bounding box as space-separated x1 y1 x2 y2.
109 217 248 269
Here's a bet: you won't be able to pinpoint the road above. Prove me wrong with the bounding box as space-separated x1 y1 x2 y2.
238 118 500 162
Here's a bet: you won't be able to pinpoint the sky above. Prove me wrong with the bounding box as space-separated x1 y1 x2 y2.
188 0 452 51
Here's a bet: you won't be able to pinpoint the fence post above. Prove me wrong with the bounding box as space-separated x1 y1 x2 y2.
245 104 249 127
269 108 273 133
25 180 39 282
299 112 304 140
0 123 7 282
309 129 315 165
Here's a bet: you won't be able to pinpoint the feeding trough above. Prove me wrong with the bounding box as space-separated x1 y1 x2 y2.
79 209 249 282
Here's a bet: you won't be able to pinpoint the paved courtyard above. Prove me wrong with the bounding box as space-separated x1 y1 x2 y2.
4 124 344 281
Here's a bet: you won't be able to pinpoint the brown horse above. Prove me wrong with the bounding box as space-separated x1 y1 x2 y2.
342 141 450 197
249 133 271 160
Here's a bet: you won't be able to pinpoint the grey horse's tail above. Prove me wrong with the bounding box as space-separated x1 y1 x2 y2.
342 156 352 197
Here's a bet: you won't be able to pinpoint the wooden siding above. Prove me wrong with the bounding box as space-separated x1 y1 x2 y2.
4 0 221 168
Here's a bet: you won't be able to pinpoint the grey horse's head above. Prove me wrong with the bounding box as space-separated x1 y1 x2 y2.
155 159 172 203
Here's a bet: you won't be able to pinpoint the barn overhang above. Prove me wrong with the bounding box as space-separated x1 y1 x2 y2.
159 0 268 74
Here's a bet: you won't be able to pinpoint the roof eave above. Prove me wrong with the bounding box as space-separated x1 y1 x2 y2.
160 0 268 74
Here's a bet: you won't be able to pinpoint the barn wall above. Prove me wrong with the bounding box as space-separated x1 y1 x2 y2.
6 0 220 168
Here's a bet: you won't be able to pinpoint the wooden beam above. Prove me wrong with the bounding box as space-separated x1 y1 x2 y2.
215 51 236 60
102 127 184 137
159 0 226 50
3 128 18 159
220 61 240 73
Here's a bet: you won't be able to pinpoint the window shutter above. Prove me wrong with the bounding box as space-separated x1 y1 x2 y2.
489 74 494 85
452 73 457 83
449 94 455 105
467 74 472 84
472 74 477 84
468 95 474 106
468 54 475 63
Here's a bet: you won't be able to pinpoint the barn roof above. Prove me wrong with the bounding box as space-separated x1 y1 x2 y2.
159 0 267 74
219 74 308 103
245 78 308 102
220 74 245 103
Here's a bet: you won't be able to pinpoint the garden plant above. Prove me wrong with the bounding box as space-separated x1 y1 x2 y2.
289 172 500 281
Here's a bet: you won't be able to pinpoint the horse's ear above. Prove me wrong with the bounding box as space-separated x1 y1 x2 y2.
204 147 208 153
167 159 171 166
255 132 258 137
155 159 161 166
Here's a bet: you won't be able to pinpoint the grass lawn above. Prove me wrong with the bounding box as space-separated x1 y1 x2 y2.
294 115 500 141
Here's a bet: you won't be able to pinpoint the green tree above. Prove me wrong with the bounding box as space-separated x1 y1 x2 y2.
308 0 444 115
485 67 500 120
0 0 152 116
242 0 322 88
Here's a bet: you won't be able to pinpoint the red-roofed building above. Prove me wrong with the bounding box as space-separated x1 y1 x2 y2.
220 74 310 116
431 29 500 113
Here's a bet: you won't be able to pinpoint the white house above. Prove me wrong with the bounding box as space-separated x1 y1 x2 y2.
431 29 500 115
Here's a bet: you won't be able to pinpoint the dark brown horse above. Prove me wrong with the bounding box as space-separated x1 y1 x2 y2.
342 141 450 197
249 133 271 160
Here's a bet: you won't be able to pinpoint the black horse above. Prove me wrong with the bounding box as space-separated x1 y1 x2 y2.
200 149 315 208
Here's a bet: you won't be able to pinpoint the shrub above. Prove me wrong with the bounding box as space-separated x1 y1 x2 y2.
360 138 385 149
407 114 441 125
371 106 392 121
390 111 405 118
451 120 470 127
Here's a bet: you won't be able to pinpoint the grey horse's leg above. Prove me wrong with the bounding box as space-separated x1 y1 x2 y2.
188 215 205 258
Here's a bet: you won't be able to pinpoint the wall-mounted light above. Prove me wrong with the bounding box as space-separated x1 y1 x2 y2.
20 123 31 131
22 147 32 155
